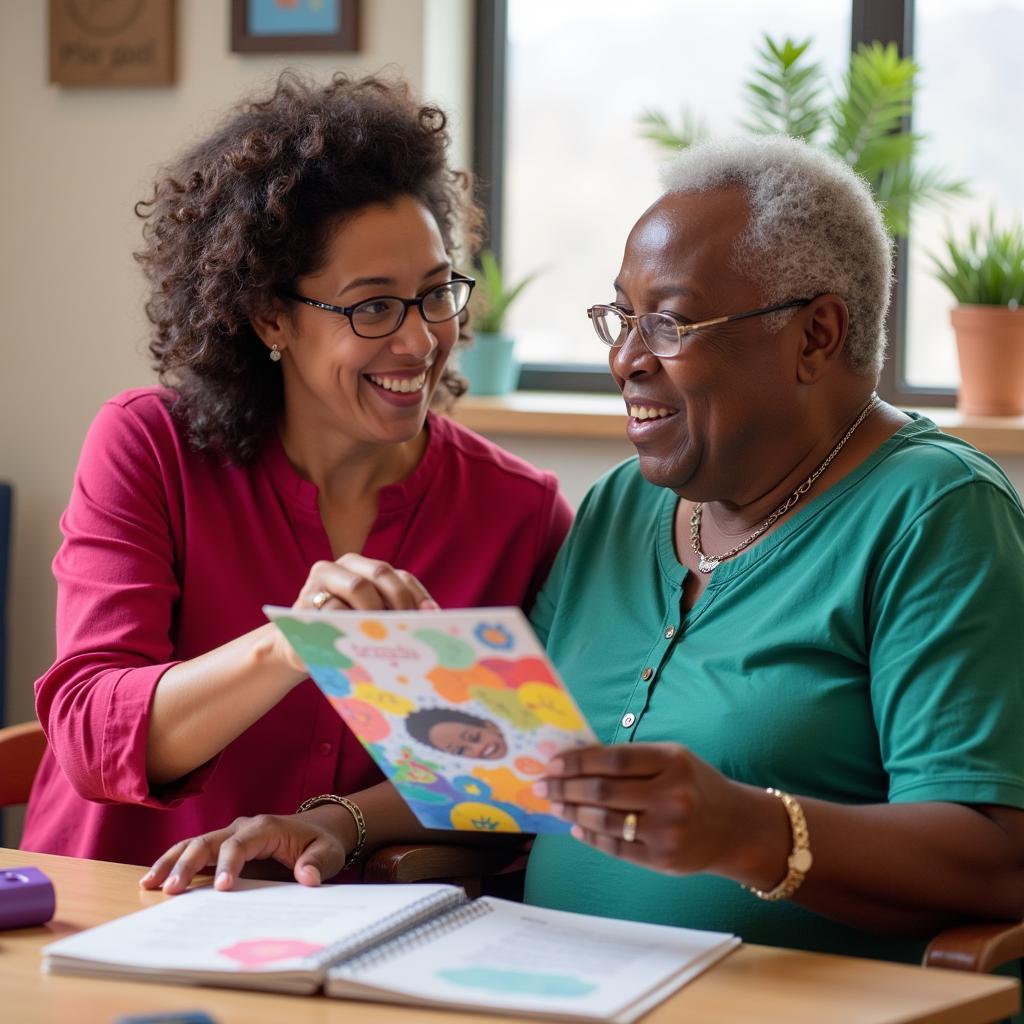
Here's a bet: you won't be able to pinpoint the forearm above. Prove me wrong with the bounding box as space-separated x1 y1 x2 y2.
303 780 523 859
147 623 305 784
724 789 1024 934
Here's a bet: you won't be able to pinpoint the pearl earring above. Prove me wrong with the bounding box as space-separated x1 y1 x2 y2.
269 345 282 362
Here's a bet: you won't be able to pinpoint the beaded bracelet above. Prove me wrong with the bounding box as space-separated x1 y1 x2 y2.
295 793 367 872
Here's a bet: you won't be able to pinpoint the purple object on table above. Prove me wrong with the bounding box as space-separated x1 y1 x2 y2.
0 867 56 929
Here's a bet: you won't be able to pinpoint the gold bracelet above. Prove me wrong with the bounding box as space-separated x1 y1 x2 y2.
747 788 813 902
295 793 367 872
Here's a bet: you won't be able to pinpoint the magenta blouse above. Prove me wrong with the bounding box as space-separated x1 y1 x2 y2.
21 389 572 865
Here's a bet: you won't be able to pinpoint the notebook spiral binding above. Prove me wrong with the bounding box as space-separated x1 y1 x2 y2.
339 898 496 974
318 887 467 967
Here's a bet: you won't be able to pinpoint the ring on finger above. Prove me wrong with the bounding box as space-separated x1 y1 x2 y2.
312 590 332 610
621 811 639 843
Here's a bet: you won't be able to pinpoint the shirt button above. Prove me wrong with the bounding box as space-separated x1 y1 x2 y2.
664 625 676 640
621 712 636 728
641 667 653 681
319 742 333 757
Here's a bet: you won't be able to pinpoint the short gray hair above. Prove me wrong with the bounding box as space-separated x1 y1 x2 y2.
660 135 893 379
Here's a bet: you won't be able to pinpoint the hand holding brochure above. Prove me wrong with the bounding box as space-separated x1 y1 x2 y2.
42 881 739 1022
265 605 597 834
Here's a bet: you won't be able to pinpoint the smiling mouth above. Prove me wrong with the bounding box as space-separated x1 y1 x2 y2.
367 371 428 394
628 405 676 421
480 743 502 759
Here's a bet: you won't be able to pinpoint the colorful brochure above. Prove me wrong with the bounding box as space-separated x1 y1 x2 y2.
264 606 598 834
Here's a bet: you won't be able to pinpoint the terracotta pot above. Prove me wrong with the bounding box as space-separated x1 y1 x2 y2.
951 305 1024 416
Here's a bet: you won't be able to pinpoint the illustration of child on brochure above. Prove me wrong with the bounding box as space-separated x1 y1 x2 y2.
265 607 599 834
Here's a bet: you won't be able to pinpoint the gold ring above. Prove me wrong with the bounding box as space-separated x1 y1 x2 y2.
621 811 638 843
312 590 332 610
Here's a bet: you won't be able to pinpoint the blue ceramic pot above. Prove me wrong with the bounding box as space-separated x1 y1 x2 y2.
458 332 521 395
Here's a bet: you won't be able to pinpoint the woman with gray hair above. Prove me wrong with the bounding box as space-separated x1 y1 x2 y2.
528 134 1024 959
144 135 1024 965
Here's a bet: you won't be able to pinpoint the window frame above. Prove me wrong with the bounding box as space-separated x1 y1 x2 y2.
472 0 957 406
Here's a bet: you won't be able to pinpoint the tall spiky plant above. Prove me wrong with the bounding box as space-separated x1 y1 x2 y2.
636 108 710 151
742 36 827 141
471 250 545 335
829 42 966 235
638 35 967 237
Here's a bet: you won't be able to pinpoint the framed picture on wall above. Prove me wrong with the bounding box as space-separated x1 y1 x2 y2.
231 0 360 53
49 0 176 86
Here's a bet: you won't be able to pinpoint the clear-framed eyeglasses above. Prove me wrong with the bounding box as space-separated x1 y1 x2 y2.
586 297 815 358
282 274 475 340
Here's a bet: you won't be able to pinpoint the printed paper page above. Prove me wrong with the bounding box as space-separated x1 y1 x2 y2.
43 881 460 975
266 606 599 834
327 897 738 1020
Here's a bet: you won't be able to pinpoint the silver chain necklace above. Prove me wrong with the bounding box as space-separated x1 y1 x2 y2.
690 392 880 574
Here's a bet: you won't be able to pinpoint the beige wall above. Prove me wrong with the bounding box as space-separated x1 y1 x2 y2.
0 0 471 733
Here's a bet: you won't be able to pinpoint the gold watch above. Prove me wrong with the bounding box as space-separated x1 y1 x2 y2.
748 788 812 902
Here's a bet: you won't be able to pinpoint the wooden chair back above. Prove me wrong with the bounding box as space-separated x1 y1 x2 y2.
0 720 46 808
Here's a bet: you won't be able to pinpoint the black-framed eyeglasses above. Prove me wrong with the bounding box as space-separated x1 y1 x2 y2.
586 297 815 358
282 274 476 340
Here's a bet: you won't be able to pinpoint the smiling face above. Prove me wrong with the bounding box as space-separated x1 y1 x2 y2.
610 187 802 500
273 195 460 447
427 719 508 760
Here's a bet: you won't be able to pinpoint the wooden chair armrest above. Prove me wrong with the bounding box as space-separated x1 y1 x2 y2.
0 720 47 807
362 843 525 886
924 920 1024 973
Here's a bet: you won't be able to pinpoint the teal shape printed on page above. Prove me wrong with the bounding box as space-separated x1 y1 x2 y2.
395 781 453 806
436 967 597 997
277 618 353 669
411 628 477 669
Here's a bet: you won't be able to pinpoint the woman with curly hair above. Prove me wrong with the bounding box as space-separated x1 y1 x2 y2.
21 71 571 867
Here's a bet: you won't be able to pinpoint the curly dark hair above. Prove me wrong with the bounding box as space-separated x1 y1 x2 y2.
134 70 483 464
405 708 492 749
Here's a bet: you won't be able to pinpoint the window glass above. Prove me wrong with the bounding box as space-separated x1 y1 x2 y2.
905 0 1024 389
503 0 851 365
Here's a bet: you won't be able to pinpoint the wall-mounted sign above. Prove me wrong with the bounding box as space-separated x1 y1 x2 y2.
231 0 359 54
49 0 176 86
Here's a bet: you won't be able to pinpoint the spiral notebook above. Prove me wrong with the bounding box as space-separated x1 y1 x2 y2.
41 880 739 1021
41 880 462 994
264 605 600 835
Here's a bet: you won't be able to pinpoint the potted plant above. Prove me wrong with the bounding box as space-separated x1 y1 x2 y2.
931 213 1024 416
639 36 966 238
459 250 543 396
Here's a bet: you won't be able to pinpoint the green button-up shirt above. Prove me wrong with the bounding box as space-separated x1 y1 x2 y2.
525 416 1024 962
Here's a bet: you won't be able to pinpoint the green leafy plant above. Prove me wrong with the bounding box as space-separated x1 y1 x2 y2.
639 35 968 237
637 108 709 151
743 36 827 140
931 213 1024 307
470 249 544 335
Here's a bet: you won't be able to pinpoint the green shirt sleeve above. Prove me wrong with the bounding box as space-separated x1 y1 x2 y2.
869 479 1024 807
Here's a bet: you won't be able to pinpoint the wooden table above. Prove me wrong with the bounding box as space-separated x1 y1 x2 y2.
0 849 1018 1024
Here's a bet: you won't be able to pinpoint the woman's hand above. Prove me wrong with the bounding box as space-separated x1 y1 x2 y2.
536 743 780 879
139 810 352 894
298 553 438 612
273 554 439 671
